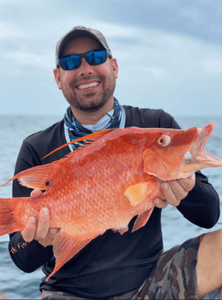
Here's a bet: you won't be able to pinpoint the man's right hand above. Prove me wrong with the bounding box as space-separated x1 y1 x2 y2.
21 190 59 247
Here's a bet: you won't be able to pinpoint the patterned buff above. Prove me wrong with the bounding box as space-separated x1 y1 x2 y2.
64 98 125 151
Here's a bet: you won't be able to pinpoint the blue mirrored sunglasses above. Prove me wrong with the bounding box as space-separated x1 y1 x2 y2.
57 49 112 71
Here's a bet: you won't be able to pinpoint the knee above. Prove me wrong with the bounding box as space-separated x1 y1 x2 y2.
203 229 222 247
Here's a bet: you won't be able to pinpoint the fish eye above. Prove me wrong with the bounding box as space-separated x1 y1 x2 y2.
157 135 171 147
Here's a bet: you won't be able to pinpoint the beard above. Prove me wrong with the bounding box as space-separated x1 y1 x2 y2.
61 73 116 113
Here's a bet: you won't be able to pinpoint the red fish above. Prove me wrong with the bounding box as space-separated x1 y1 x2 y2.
0 123 221 280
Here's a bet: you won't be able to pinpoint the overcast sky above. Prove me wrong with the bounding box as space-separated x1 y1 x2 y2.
1 0 222 118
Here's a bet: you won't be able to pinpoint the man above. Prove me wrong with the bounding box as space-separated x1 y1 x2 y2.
9 26 222 299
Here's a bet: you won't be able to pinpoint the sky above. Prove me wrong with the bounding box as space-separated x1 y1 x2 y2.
1 0 222 118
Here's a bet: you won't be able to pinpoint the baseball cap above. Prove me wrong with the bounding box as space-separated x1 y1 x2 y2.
55 25 112 62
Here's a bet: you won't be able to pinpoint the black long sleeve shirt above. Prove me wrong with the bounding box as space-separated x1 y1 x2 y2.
9 106 220 299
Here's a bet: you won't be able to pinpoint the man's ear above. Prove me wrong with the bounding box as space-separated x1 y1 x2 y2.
53 68 62 90
110 58 118 79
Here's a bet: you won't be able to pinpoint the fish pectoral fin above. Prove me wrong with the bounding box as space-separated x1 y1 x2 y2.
132 208 154 232
124 181 155 206
46 230 97 281
0 163 54 190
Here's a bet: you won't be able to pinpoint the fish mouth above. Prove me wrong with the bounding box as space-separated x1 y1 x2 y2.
182 123 222 175
143 123 222 181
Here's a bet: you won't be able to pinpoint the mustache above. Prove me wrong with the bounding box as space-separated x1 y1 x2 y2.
70 75 105 88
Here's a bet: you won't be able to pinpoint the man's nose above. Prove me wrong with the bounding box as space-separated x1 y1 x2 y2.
77 58 94 76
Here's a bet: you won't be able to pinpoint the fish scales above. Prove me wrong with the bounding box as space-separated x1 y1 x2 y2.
0 124 222 280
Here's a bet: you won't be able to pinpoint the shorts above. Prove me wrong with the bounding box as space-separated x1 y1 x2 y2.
127 235 203 300
41 234 220 300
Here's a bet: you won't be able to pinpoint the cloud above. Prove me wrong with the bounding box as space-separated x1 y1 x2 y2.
200 58 222 75
114 26 222 85
5 51 53 68
0 0 222 116
0 22 28 39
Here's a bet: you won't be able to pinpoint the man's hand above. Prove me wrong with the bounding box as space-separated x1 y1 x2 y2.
153 173 196 209
21 190 59 247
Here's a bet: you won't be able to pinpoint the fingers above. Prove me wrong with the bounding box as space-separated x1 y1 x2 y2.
153 198 168 209
21 217 37 243
21 208 50 244
35 208 50 241
161 174 196 207
21 206 59 247
28 190 51 246
163 181 187 206
35 208 59 247
177 173 196 192
41 228 60 247
153 181 185 208
153 173 196 208
30 189 43 199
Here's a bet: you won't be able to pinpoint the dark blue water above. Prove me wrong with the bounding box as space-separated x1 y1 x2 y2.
0 115 222 299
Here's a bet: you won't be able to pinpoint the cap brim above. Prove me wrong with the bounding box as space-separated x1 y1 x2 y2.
57 30 106 59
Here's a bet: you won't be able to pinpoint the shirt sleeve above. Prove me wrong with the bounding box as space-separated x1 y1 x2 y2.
164 112 220 228
177 171 220 228
9 140 54 273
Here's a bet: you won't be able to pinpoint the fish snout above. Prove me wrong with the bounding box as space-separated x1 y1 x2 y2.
190 123 215 158
184 123 222 172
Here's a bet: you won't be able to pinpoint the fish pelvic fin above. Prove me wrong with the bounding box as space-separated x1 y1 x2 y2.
132 208 154 232
43 128 113 159
0 164 54 191
0 198 24 236
124 181 156 206
46 230 98 281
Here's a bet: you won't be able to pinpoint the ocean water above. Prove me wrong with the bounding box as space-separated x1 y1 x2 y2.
0 115 222 299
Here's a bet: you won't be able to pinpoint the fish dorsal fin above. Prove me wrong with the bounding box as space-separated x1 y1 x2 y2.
43 128 113 159
132 208 154 232
124 181 155 206
46 230 98 281
0 163 54 191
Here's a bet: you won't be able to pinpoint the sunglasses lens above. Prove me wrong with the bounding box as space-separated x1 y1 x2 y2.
60 55 80 70
59 50 108 70
86 50 107 66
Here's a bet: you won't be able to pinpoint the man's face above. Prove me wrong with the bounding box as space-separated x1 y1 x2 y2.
54 38 118 114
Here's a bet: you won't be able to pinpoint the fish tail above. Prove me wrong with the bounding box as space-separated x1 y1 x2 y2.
0 198 23 236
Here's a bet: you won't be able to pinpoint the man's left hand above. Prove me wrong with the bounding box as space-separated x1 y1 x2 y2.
153 173 196 208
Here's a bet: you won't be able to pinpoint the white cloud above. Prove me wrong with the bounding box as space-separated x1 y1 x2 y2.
5 52 42 64
1 51 55 78
200 58 222 75
0 22 28 39
92 21 138 38
114 26 222 83
1 4 222 116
